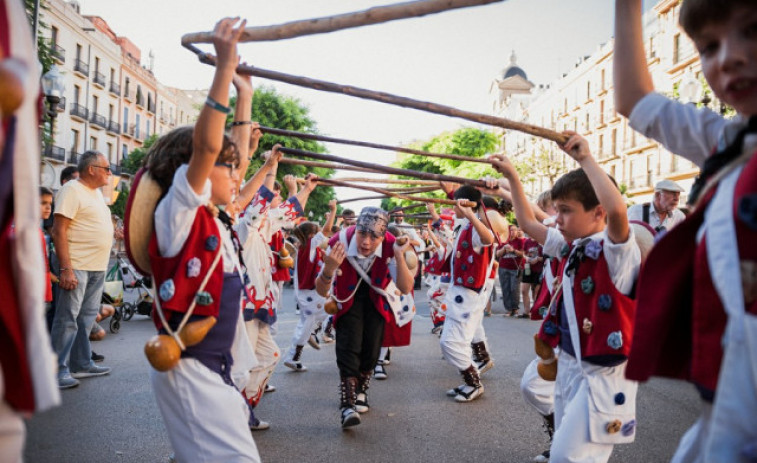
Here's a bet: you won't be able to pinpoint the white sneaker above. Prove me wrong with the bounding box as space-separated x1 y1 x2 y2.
454 384 484 403
71 365 111 379
477 359 494 375
355 392 370 413
533 450 550 462
446 384 464 397
265 384 276 393
374 364 387 380
284 360 308 372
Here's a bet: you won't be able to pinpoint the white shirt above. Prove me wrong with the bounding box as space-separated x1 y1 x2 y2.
627 202 686 231
154 165 238 273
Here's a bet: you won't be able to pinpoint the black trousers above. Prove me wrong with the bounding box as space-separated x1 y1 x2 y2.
335 283 385 378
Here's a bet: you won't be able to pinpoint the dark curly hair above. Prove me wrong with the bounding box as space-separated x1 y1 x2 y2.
680 0 753 38
291 221 320 247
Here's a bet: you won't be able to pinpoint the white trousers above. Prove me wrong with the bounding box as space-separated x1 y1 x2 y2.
520 357 556 416
286 292 329 360
244 319 280 407
150 358 260 463
551 353 616 463
440 307 485 371
670 403 713 463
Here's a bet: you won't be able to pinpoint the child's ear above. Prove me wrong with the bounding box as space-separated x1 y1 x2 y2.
593 204 607 224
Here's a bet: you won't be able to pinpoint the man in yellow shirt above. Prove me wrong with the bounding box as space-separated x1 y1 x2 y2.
51 151 114 389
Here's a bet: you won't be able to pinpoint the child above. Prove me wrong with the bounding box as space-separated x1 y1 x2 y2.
40 187 56 328
137 18 260 462
424 204 454 336
283 200 337 372
490 131 640 463
439 186 495 403
615 0 757 460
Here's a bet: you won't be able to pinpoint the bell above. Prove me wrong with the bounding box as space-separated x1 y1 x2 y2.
537 360 557 381
178 316 217 347
324 299 338 315
278 256 295 269
144 334 181 372
533 333 555 361
279 247 290 258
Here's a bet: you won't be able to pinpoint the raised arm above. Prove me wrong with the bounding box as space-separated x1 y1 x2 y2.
560 132 629 244
480 176 550 223
235 147 280 210
457 199 494 246
322 199 338 237
230 72 253 177
393 238 415 294
186 18 246 195
292 174 318 211
488 155 548 245
614 0 654 117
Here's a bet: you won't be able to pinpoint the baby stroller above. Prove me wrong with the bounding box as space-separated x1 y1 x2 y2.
119 256 154 322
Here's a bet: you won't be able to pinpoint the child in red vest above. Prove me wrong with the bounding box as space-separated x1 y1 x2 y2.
424 204 454 335
137 18 260 462
615 1 757 460
439 186 495 403
490 131 641 463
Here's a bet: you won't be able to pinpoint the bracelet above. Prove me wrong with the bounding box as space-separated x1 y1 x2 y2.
320 272 334 282
60 267 71 272
231 121 253 126
205 96 231 114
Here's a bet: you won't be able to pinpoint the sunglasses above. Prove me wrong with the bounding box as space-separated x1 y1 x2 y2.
214 162 238 177
91 165 112 173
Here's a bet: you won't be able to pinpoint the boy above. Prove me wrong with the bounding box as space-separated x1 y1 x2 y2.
489 131 640 463
614 1 757 460
40 188 56 326
439 186 495 403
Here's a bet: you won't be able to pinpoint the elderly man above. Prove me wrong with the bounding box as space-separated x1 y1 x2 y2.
51 151 114 389
627 179 686 233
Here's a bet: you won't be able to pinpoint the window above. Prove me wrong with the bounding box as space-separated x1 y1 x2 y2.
135 114 141 138
51 26 59 46
107 142 113 158
73 85 80 104
76 43 82 60
673 34 681 63
586 112 590 130
94 57 100 74
92 95 98 114
70 129 79 153
122 144 128 158
108 104 114 121
110 68 115 84
599 100 605 124
600 69 606 90
123 107 129 132
90 136 97 150
145 121 150 139
611 129 617 156
598 134 604 158
586 81 591 100
124 77 130 96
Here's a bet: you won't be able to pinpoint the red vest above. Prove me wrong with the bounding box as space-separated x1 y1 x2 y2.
452 223 492 292
330 226 396 324
296 236 324 291
538 242 636 359
148 207 225 330
627 151 757 392
270 230 291 282
530 257 558 320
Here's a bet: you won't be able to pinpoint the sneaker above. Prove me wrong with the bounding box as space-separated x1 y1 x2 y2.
431 325 443 336
454 384 484 403
58 374 80 389
477 359 494 375
322 333 335 344
374 364 387 380
91 351 105 363
284 360 308 372
355 393 370 413
533 449 550 463
308 334 321 350
249 417 270 431
265 384 276 393
341 407 361 428
446 384 465 397
71 365 111 379
517 313 529 319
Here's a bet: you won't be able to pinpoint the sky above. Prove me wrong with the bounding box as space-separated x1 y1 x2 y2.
78 0 656 212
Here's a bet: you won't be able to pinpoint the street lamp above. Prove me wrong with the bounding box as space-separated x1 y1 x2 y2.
41 65 65 155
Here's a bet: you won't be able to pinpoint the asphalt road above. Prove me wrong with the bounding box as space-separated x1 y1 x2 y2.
25 285 702 463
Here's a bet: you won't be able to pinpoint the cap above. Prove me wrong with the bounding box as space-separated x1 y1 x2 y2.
654 179 685 192
356 207 389 238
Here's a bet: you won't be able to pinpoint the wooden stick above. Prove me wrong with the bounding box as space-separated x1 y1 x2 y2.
279 147 488 187
258 126 493 164
181 0 502 44
330 177 439 186
337 195 388 204
278 157 376 174
389 202 427 214
183 46 568 145
298 178 438 194
319 177 471 207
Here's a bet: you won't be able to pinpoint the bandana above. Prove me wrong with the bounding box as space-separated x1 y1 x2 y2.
356 207 389 238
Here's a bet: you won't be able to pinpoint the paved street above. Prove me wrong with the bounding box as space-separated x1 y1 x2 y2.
26 285 701 463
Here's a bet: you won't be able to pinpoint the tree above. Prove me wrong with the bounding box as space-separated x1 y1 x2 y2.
109 184 129 218
380 127 500 212
25 0 55 145
121 134 159 174
230 86 336 221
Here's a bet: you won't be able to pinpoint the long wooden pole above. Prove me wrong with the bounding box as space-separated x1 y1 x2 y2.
183 47 568 145
299 178 437 194
279 147 488 187
278 157 376 174
337 195 388 204
319 177 469 207
181 0 502 44
258 126 493 164
330 177 439 186
389 202 427 214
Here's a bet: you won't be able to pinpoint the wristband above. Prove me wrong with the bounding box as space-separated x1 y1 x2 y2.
231 120 253 126
205 96 231 114
320 272 334 282
60 267 71 272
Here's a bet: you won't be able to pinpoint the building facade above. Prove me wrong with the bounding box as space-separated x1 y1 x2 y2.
39 0 200 193
491 0 723 204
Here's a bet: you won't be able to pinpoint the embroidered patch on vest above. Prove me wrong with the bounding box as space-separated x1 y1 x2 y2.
538 306 548 317
582 318 593 334
456 251 462 259
614 392 626 405
560 243 570 257
186 258 201 278
196 291 213 306
606 419 622 434
461 264 468 271
607 331 623 350
738 194 757 230
462 241 469 249
159 279 175 301
455 295 463 304
581 277 595 294
585 240 602 260
467 255 474 263
621 419 636 437
205 235 219 251
543 320 558 336
598 294 612 311
467 276 475 284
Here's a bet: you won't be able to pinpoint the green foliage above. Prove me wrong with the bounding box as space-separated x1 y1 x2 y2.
230 86 336 220
109 184 129 218
381 128 500 212
25 0 55 144
122 134 159 173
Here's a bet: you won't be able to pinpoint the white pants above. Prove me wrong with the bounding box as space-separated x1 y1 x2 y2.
520 357 555 416
472 321 487 344
150 359 260 463
244 319 280 407
440 308 485 371
670 403 713 463
551 354 619 463
286 291 329 361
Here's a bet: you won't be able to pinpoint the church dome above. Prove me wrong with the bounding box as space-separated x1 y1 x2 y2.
502 50 527 81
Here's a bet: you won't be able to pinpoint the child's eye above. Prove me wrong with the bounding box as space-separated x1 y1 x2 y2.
743 21 757 39
697 40 719 57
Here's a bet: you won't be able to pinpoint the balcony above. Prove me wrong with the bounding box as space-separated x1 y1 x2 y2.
109 81 120 96
132 124 143 141
122 123 135 138
90 112 107 130
69 102 89 121
51 43 65 63
73 58 89 77
43 145 66 162
110 163 121 176
107 120 120 134
57 96 66 112
68 152 79 165
123 88 132 101
135 94 145 109
93 71 106 88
